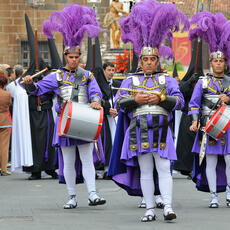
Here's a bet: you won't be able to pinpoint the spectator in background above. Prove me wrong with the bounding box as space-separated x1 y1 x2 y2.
94 62 121 178
6 67 15 83
0 69 12 176
14 65 24 83
6 64 34 173
0 64 10 70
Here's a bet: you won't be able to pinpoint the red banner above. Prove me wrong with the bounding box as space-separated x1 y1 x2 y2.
172 37 191 66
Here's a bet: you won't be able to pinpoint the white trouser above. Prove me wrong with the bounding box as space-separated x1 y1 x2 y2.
138 152 172 209
206 154 230 193
61 143 96 196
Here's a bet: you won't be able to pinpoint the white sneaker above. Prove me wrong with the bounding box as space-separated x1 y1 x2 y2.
63 197 77 209
163 205 176 221
141 208 156 222
209 192 219 208
88 192 106 206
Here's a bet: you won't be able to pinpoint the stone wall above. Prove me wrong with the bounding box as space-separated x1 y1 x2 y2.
1 0 230 67
0 0 109 67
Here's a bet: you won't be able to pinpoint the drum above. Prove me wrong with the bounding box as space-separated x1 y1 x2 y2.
59 100 104 142
204 104 230 140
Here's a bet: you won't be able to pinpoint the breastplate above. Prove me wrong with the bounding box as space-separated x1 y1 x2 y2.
202 94 219 116
133 104 168 118
59 85 89 103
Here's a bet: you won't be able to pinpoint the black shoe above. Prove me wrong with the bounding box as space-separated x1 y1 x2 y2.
28 173 41 180
45 170 58 179
103 171 111 180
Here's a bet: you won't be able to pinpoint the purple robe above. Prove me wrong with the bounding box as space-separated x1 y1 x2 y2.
29 67 102 184
31 68 102 146
188 75 230 192
189 75 230 155
108 73 184 195
116 74 184 163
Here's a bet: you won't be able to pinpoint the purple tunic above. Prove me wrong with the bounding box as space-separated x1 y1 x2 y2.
29 68 102 184
188 75 230 192
31 68 102 147
108 73 184 196
188 75 230 155
115 74 184 164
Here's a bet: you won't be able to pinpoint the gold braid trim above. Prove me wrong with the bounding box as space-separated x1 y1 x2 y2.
176 96 181 110
189 107 200 111
81 74 87 83
89 73 94 81
63 71 73 85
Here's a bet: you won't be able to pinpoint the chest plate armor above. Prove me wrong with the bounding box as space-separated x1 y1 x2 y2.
131 75 168 117
56 68 89 108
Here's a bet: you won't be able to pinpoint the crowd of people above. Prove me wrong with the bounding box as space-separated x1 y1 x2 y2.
1 0 230 224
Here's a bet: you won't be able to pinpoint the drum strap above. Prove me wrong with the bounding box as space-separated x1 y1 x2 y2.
152 115 159 148
129 117 137 151
160 115 168 149
140 115 149 149
71 67 85 102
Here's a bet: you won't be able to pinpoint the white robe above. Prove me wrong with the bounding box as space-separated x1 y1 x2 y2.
107 98 117 144
6 80 33 172
174 110 182 148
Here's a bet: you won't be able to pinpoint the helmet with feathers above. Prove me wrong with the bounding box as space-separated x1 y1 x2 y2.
189 11 230 66
42 4 101 55
119 0 190 60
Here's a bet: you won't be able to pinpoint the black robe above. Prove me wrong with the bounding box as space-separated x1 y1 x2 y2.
23 93 56 173
94 67 121 167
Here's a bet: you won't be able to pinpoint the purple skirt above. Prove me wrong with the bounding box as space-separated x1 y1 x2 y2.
121 126 177 168
192 130 230 155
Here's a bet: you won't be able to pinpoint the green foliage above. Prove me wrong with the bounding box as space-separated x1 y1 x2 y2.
166 61 184 72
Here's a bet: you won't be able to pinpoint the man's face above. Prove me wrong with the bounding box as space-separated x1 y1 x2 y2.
210 58 225 76
104 66 115 81
10 72 15 80
65 52 81 70
140 55 159 74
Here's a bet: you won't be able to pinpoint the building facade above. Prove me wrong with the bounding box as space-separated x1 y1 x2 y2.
0 0 229 68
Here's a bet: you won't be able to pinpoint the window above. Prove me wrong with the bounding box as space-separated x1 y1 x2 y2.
21 41 50 68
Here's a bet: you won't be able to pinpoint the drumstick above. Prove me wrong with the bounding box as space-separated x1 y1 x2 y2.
207 88 228 118
20 67 49 84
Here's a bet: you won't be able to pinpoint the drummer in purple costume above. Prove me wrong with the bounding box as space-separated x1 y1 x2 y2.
23 4 106 209
108 0 189 222
188 11 230 208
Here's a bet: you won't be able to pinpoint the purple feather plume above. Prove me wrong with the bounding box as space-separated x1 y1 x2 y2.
159 46 174 60
119 0 189 57
219 20 230 66
42 4 101 47
189 11 227 53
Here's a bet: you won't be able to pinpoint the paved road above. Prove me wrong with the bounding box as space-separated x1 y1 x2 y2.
0 172 229 230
